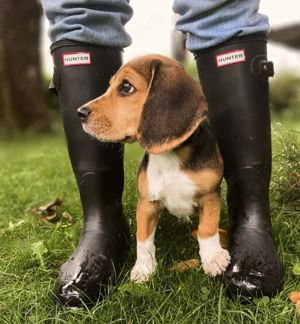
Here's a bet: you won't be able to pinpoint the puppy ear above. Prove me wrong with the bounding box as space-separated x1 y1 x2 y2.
137 59 207 154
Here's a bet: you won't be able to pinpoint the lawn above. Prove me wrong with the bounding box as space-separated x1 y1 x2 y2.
0 119 299 323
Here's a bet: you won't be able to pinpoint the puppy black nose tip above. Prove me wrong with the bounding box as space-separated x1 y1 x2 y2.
77 106 91 121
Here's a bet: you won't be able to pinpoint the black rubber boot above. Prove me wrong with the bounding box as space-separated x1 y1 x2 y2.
50 40 129 308
195 34 284 298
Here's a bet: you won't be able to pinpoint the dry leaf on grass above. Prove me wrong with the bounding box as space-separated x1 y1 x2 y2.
191 228 228 248
40 212 59 224
288 291 300 315
289 291 300 304
293 263 300 276
168 259 199 272
62 211 73 224
32 198 73 225
32 198 63 214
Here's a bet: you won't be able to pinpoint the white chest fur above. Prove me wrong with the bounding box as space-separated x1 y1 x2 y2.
147 151 198 219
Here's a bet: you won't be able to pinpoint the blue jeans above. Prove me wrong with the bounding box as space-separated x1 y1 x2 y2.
41 0 269 51
41 0 133 48
173 0 269 50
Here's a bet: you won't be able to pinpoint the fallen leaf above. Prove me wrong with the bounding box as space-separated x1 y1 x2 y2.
292 263 300 276
191 228 228 247
32 198 63 214
289 291 300 305
31 241 48 257
31 240 48 269
288 291 300 315
62 211 73 224
1 220 26 234
253 296 270 306
169 259 199 272
42 212 59 223
200 287 210 301
8 220 25 230
32 198 72 225
118 283 153 297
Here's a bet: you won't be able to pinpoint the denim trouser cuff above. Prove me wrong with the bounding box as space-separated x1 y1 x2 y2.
41 0 269 52
41 0 133 48
173 0 270 51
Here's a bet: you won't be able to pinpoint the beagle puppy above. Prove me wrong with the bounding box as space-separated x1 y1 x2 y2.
77 54 230 283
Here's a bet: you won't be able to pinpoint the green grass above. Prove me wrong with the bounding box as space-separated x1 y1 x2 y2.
0 119 299 323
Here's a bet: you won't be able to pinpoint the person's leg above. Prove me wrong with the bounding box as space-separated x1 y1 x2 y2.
173 0 269 51
173 0 284 298
41 0 133 308
42 0 132 47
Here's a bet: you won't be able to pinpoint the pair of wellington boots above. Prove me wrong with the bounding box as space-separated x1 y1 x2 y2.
50 35 283 308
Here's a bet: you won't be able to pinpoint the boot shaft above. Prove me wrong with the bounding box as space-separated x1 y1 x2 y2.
50 41 125 224
195 34 274 181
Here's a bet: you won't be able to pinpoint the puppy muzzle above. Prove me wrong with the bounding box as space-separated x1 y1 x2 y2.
77 106 91 122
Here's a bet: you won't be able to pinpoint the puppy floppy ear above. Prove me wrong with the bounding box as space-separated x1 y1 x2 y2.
137 59 207 154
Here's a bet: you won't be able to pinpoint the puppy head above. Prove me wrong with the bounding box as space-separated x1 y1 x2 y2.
79 54 207 154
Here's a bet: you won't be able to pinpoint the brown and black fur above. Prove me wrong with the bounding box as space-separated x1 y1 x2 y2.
78 54 229 279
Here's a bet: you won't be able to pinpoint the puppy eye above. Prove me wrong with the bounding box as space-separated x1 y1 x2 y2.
119 80 135 96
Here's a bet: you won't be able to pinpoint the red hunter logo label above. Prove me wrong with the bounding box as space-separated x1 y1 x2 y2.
62 52 91 66
216 49 246 67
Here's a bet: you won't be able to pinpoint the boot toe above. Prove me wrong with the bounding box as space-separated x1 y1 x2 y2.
56 279 107 309
56 269 111 308
55 251 117 308
56 286 88 309
223 265 284 299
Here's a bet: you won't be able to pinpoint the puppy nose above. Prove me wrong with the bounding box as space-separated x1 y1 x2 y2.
77 106 91 121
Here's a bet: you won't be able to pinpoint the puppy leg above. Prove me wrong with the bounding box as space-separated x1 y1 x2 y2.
197 192 230 276
130 198 159 283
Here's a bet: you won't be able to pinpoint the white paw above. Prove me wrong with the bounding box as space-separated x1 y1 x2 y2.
130 260 157 283
202 248 231 276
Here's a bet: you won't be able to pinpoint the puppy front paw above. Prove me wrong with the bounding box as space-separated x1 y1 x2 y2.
130 259 157 283
202 248 231 277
